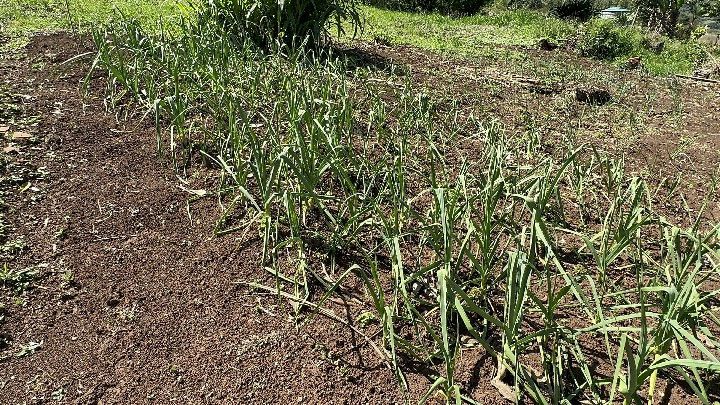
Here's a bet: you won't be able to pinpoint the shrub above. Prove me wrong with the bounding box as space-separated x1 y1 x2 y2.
709 1 720 17
635 0 685 35
440 0 489 15
204 0 362 49
366 0 489 15
364 0 423 13
503 0 545 9
547 0 594 20
578 18 632 59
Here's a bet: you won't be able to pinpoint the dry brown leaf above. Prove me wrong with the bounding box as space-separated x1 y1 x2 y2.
0 125 9 132
3 146 19 153
491 378 516 403
11 131 32 140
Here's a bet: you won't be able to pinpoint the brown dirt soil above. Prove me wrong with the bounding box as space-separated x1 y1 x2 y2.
0 33 435 404
0 32 718 404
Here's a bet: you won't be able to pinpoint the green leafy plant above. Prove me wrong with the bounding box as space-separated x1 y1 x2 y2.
0 265 39 295
547 0 594 21
578 18 632 59
365 0 490 15
203 0 363 48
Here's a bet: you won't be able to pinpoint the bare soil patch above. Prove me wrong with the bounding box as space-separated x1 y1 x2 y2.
0 33 419 404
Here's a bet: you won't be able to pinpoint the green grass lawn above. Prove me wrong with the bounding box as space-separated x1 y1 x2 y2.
0 0 179 34
360 7 574 50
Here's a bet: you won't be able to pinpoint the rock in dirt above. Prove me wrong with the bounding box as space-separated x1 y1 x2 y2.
693 60 720 80
698 33 720 47
575 87 612 105
625 56 642 70
537 38 558 51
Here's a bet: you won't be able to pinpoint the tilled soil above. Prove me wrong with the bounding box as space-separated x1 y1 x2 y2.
0 33 432 404
0 33 718 404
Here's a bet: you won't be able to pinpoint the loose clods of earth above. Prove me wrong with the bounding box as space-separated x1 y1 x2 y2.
575 87 612 105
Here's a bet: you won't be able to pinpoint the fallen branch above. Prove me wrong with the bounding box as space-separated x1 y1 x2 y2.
674 74 720 84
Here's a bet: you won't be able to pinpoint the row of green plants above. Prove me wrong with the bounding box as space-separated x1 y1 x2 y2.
89 3 720 403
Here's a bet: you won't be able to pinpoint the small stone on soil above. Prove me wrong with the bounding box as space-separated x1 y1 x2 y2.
625 56 641 70
537 38 558 51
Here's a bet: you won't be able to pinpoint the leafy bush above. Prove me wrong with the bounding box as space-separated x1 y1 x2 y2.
578 18 632 59
575 17 708 74
440 0 490 14
547 0 594 20
366 0 489 15
635 0 685 35
504 0 593 17
503 0 545 9
204 0 362 49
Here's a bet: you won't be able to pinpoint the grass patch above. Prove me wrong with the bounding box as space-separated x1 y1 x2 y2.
631 39 706 76
358 7 713 75
356 6 711 75
359 7 574 57
1 0 179 30
0 0 179 49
